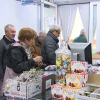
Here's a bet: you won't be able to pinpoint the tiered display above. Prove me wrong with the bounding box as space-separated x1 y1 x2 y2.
51 60 88 100
52 41 89 100
63 61 88 100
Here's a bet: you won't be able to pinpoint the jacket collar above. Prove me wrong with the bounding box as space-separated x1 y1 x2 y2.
2 35 15 44
47 31 59 43
80 34 85 37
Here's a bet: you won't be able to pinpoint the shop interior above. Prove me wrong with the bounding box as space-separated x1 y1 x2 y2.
1 0 100 100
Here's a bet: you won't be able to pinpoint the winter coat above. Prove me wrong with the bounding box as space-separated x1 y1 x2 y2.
2 42 36 92
73 34 88 43
41 31 59 65
0 35 15 79
7 46 36 73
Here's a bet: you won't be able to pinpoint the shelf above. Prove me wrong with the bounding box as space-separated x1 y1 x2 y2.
21 0 56 7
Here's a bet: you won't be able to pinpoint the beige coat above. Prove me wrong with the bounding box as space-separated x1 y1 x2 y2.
31 37 41 58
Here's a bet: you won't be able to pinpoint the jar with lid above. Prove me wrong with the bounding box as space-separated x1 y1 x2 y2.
55 41 71 85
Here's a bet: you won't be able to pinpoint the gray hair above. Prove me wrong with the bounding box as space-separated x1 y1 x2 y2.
49 24 62 32
80 29 85 35
38 31 46 36
4 24 14 32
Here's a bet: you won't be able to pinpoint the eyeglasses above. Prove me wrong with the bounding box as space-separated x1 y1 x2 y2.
56 30 60 34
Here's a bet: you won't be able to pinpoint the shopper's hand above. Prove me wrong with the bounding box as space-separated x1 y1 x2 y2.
37 62 43 67
33 56 42 63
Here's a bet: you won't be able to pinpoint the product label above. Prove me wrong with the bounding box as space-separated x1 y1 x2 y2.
46 79 51 89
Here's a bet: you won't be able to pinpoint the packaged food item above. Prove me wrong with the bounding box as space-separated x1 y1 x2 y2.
66 74 83 89
18 69 43 82
76 86 96 100
45 65 56 71
90 88 100 99
4 78 42 99
71 61 88 87
70 72 88 87
87 66 100 74
51 84 66 99
63 88 82 100
71 61 88 74
4 79 13 93
55 41 71 85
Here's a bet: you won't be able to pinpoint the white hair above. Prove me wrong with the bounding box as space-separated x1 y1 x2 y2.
49 24 62 32
4 24 14 32
80 29 85 35
38 31 46 36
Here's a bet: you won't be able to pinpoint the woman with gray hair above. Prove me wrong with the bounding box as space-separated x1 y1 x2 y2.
41 24 62 66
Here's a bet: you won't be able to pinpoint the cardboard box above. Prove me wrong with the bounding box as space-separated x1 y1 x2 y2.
71 61 88 74
4 78 42 99
66 74 83 89
88 74 100 85
42 74 55 92
33 89 52 100
63 88 82 100
75 86 100 100
51 84 66 99
92 54 100 59
43 89 52 100
75 74 100 100
92 54 100 64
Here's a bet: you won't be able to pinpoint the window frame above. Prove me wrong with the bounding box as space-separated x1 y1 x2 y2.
89 1 100 52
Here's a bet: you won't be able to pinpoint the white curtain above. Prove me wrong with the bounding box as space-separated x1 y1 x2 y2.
78 3 90 40
58 4 77 42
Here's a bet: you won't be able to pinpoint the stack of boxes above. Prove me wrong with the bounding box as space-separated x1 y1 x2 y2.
51 61 88 100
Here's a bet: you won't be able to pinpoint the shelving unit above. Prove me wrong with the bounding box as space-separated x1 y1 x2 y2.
21 0 57 32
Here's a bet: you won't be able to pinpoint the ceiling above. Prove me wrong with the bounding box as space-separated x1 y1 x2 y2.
53 0 100 5
15 0 100 5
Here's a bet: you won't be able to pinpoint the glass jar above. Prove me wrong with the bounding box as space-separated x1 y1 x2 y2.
55 41 71 85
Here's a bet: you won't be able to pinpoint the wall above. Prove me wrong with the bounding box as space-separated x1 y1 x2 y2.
0 0 38 40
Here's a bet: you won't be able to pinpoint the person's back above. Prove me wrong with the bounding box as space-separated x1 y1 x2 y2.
0 24 16 79
41 24 61 66
73 34 87 43
73 29 88 43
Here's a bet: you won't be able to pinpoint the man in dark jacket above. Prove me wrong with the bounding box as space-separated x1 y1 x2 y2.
0 24 16 79
73 29 88 43
41 24 61 66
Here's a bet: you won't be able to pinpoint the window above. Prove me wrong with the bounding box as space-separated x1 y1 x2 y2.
68 7 84 43
93 5 97 49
